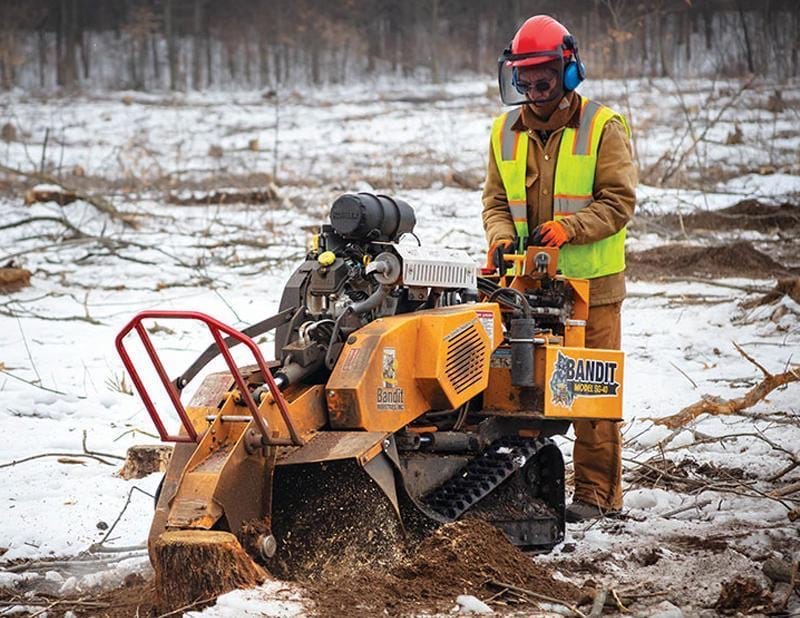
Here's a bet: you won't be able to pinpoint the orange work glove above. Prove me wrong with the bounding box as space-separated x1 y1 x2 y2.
530 221 570 248
487 239 516 271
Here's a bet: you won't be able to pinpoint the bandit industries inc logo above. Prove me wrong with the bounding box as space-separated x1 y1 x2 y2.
549 350 620 410
377 347 404 410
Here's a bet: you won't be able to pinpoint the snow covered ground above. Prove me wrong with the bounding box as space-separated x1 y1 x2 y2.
0 77 798 616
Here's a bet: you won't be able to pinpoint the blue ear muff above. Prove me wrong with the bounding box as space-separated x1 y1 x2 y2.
563 60 585 91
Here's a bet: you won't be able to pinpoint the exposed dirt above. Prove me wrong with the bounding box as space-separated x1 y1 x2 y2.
714 576 773 614
668 534 730 553
166 187 279 206
660 199 800 233
627 240 795 280
77 576 158 617
306 520 588 617
11 520 586 617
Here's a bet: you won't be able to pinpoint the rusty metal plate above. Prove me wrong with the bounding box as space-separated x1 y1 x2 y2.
276 431 388 466
187 371 233 408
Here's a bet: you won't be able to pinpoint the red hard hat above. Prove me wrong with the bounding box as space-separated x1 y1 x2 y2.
509 15 573 67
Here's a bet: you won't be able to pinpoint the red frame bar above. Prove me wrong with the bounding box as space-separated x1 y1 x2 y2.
115 310 302 445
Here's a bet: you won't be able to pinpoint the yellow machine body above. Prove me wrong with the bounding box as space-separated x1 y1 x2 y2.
139 243 625 586
326 303 503 432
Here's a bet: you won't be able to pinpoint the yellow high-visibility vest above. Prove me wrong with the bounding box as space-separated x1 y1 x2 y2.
489 98 629 279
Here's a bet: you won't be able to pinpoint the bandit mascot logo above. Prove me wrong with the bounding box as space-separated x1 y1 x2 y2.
550 351 619 410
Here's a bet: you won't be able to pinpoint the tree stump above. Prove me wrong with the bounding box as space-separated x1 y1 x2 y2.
153 530 267 611
118 444 173 480
0 268 31 293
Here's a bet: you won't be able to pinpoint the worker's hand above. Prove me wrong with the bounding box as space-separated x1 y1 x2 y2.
529 221 570 248
488 239 516 272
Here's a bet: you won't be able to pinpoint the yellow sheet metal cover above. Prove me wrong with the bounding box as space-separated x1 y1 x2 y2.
543 346 624 420
276 431 389 466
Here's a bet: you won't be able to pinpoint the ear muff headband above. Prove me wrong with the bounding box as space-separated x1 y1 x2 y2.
562 35 585 91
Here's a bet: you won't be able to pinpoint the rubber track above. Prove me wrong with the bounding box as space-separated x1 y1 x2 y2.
422 436 541 520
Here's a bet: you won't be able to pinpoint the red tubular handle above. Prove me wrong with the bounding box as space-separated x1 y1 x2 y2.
115 310 301 445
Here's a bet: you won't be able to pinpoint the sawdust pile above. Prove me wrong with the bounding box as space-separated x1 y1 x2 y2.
627 241 793 280
306 519 585 617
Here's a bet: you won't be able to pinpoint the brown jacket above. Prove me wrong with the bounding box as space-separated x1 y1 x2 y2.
481 92 637 306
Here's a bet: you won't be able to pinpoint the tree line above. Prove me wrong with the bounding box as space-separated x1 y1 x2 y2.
0 0 797 91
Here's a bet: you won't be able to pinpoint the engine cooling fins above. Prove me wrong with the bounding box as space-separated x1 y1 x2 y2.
420 436 565 548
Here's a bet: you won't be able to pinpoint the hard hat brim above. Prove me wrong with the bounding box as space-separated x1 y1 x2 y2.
504 48 570 68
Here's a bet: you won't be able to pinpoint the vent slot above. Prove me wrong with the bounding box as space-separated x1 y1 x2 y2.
405 262 474 288
445 324 486 394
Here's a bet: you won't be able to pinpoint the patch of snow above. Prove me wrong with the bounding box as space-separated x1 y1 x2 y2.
646 601 684 618
720 172 800 201
189 580 309 617
455 594 493 614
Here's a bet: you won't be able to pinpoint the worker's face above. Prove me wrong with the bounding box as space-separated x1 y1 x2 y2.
517 59 562 105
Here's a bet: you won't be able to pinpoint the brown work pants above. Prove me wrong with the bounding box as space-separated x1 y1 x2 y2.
572 301 623 510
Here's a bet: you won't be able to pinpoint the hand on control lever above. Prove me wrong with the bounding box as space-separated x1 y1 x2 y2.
529 221 569 248
488 239 516 272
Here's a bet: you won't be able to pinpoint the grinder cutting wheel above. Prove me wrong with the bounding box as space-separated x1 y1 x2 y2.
116 193 624 603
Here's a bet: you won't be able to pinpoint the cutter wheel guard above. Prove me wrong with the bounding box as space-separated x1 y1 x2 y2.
116 192 624 602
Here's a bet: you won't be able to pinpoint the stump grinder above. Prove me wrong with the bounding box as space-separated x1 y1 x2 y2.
116 193 624 602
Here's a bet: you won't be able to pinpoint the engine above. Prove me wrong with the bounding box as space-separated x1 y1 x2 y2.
274 193 479 387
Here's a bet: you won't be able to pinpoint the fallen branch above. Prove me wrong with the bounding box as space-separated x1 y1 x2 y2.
588 587 608 617
741 278 800 309
660 276 772 295
4 550 147 574
771 481 800 498
609 588 630 613
90 485 153 552
0 452 114 469
0 163 137 227
659 497 715 518
0 598 110 613
652 346 799 429
0 367 86 399
669 360 698 389
0 305 102 325
155 595 221 618
82 430 125 462
0 432 123 470
487 579 587 618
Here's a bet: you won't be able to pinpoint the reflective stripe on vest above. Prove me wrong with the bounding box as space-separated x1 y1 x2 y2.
490 108 529 253
490 98 630 280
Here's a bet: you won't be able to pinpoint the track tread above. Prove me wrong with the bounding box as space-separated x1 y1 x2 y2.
421 436 541 520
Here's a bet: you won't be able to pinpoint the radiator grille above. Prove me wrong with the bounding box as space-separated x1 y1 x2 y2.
445 323 486 394
404 261 476 288
395 245 477 289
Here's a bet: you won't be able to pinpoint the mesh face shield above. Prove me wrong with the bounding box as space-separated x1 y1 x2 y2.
498 50 565 106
